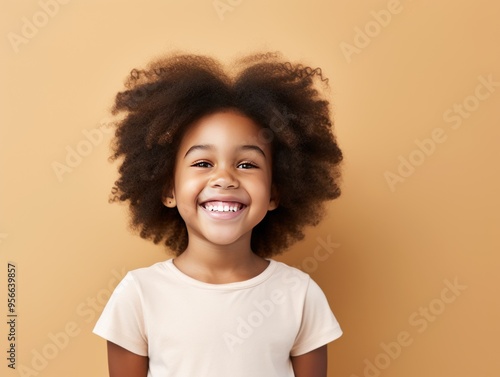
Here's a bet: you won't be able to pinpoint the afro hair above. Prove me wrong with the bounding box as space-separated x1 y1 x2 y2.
109 52 343 257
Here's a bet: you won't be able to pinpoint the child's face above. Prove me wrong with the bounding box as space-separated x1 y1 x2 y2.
166 109 278 251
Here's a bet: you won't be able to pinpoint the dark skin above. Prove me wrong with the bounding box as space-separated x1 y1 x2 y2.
106 113 330 377
107 341 328 377
291 345 328 377
107 342 148 377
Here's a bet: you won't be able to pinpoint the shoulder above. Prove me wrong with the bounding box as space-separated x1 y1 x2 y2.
270 260 308 277
269 260 331 299
267 259 313 291
116 259 173 292
127 259 170 278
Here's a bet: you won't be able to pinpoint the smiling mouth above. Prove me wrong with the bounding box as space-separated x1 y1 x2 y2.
200 201 246 213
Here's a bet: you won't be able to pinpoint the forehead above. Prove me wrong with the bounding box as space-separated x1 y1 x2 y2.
178 110 270 154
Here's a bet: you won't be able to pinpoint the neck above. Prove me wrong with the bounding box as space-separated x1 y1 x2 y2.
182 236 257 269
173 235 269 284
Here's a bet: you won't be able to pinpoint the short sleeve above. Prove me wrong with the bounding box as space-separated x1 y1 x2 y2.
290 278 342 356
92 272 148 356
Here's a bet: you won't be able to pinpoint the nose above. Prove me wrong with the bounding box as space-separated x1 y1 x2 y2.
210 167 239 189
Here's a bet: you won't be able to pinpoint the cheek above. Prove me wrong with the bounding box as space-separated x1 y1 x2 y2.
174 174 205 201
174 181 200 218
251 177 273 201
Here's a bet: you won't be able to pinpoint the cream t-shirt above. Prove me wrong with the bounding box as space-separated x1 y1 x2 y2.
93 259 342 376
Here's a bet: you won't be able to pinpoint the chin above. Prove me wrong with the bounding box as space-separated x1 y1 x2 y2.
203 231 250 248
206 237 243 247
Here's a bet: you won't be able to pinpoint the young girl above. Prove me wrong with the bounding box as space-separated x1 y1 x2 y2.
93 52 344 377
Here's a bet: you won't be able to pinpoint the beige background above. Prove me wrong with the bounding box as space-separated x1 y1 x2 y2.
1 1 499 376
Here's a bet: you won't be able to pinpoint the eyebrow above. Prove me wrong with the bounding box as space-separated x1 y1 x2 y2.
184 144 266 158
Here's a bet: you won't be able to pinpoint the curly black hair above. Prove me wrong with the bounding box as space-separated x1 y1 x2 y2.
109 52 343 257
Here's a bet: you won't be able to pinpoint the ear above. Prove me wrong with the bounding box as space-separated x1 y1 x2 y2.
268 185 279 211
163 196 177 208
162 187 177 208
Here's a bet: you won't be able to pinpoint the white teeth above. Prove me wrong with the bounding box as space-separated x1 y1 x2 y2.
203 203 242 212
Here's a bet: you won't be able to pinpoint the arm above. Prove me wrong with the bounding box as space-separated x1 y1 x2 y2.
107 341 149 377
291 345 328 377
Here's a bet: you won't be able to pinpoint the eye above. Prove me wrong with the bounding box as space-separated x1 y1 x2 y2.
237 161 258 169
191 160 212 168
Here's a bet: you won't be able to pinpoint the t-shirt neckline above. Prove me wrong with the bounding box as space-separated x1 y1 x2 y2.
163 258 277 290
